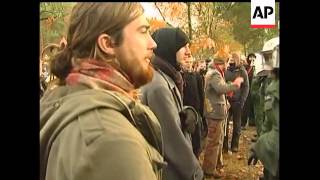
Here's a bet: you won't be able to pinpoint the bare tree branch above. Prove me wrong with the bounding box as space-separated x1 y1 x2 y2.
40 16 56 21
40 10 56 15
154 3 174 27
40 11 70 21
187 2 192 40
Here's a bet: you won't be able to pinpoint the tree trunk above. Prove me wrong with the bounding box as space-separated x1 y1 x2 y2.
243 42 247 57
154 3 173 27
187 2 192 40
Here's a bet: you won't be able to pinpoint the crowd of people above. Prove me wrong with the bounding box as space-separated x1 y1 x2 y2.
40 3 279 180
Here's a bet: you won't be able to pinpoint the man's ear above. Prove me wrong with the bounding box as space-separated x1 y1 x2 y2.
97 34 116 56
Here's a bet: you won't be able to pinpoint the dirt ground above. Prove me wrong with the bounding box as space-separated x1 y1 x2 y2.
200 125 264 180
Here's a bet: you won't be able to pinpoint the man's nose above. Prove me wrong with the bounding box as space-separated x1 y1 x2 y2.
149 35 157 50
185 47 191 56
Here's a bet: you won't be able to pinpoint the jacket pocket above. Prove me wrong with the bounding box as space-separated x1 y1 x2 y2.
204 98 213 113
212 103 226 119
147 145 166 179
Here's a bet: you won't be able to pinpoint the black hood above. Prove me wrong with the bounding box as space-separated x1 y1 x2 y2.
151 27 189 71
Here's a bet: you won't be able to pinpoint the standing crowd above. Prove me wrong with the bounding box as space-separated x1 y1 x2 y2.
40 3 279 180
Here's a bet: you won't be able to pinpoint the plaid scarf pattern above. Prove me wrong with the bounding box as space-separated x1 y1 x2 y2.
65 59 138 100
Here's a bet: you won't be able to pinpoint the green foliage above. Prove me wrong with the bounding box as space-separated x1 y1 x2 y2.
221 2 279 55
40 3 75 51
39 2 279 59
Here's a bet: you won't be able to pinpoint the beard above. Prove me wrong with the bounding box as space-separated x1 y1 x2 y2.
120 59 154 89
199 68 207 75
131 63 154 88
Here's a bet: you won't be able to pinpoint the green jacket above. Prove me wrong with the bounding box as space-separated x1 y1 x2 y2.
40 85 164 180
253 79 279 176
251 76 272 136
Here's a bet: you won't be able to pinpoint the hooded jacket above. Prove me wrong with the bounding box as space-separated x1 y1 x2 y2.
152 27 189 71
40 84 164 180
140 28 203 180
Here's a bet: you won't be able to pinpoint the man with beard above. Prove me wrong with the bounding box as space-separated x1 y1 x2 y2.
40 3 164 180
140 27 203 180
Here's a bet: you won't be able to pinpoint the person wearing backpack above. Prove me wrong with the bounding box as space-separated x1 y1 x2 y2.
40 3 164 180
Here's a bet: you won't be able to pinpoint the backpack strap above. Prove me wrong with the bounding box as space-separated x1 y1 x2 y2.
101 90 163 156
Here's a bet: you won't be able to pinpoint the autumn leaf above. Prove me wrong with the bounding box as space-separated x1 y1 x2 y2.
149 18 167 32
45 16 55 28
190 36 215 56
214 44 231 60
168 3 186 19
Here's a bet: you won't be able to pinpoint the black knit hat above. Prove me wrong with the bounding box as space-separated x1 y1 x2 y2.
152 27 189 70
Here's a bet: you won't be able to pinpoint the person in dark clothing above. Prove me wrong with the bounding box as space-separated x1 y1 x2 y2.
248 61 279 180
252 65 273 141
141 27 203 180
181 57 208 158
241 53 256 127
224 52 249 152
196 59 209 139
40 75 47 98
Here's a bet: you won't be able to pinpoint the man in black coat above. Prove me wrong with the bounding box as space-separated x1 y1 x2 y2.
181 57 208 158
224 52 249 152
242 53 256 127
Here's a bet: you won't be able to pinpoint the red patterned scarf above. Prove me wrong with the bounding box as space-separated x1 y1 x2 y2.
214 64 225 78
65 59 138 100
214 64 234 97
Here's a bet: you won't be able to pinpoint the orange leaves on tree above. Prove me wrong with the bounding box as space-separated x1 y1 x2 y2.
190 36 215 55
156 2 186 26
229 42 243 53
203 37 215 49
168 3 185 18
149 18 167 32
45 16 55 28
190 43 200 55
214 45 231 60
